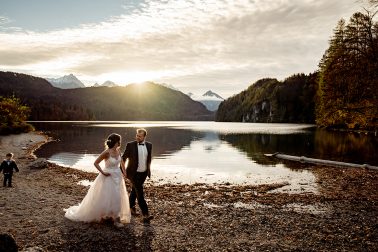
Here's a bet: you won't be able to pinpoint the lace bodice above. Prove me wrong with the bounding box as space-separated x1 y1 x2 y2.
105 155 121 170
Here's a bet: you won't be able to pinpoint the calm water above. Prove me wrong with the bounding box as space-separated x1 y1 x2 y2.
32 121 378 193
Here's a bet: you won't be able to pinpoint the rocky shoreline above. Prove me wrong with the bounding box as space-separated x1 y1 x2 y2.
0 131 377 251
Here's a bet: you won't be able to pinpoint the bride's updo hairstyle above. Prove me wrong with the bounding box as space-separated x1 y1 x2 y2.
105 133 121 149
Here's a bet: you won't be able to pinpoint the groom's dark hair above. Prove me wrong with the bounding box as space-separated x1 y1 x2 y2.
137 128 147 137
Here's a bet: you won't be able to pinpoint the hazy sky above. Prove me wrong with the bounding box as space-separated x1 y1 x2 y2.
0 0 363 98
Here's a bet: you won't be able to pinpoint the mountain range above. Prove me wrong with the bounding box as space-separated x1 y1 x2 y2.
47 74 120 88
0 71 214 121
45 74 224 111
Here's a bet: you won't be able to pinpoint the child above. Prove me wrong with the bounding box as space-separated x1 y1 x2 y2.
0 153 19 187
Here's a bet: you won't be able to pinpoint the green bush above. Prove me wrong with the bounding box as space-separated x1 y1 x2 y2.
0 96 34 135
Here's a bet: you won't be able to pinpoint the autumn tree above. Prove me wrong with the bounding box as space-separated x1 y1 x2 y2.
0 96 34 134
316 11 378 130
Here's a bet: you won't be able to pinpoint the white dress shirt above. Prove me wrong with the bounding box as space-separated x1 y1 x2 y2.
137 142 148 172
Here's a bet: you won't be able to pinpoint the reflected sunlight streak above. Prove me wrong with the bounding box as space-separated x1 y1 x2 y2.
89 121 315 134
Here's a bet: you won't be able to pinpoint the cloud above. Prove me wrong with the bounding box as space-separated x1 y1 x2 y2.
0 0 360 97
0 16 11 25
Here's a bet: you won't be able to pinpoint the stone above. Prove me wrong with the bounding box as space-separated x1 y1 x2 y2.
28 158 48 169
21 246 45 252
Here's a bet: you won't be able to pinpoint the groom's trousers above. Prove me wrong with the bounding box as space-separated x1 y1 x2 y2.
129 171 149 216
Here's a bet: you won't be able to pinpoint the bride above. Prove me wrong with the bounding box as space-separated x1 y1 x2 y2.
64 133 131 227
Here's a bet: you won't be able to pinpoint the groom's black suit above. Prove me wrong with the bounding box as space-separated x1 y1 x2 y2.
123 141 152 180
122 141 152 216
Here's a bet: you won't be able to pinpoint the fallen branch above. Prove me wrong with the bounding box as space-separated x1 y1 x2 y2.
264 153 378 171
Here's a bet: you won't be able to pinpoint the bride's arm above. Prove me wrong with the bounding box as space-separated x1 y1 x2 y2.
120 159 126 176
118 149 127 176
94 150 111 176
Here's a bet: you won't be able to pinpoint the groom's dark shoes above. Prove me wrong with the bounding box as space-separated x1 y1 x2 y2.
143 214 154 224
130 207 140 216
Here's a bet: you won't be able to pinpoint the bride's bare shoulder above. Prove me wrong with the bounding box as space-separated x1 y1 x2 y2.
116 147 122 155
99 149 110 159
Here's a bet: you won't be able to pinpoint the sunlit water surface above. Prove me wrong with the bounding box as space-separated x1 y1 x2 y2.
32 121 377 194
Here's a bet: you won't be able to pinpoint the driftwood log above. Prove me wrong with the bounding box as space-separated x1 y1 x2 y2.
265 153 378 171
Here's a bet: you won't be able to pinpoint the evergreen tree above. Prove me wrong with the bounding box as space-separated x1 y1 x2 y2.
316 11 378 130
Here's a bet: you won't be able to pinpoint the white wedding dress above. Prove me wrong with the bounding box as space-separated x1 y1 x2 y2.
64 155 131 223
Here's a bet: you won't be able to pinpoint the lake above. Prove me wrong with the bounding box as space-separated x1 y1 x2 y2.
31 121 378 193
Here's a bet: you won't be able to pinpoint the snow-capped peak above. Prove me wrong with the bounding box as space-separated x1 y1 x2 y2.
92 80 118 87
189 90 224 101
159 83 180 91
202 90 224 100
187 90 224 111
47 74 85 89
102 81 117 87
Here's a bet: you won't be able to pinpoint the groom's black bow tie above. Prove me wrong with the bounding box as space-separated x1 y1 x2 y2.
138 143 145 145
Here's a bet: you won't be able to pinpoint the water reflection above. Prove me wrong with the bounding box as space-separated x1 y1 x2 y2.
221 133 315 165
33 122 203 158
153 133 316 192
313 130 378 165
221 129 377 166
31 122 377 192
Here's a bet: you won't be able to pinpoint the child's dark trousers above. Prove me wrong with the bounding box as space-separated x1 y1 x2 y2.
3 173 12 187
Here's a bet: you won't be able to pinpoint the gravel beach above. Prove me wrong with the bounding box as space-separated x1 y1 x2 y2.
0 131 377 251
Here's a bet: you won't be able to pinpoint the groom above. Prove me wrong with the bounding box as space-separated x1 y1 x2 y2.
122 128 153 223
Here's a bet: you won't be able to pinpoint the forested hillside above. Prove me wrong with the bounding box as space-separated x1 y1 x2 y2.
216 73 317 123
316 11 378 130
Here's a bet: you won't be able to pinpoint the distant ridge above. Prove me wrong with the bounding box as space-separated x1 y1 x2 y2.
93 80 118 87
0 71 214 121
